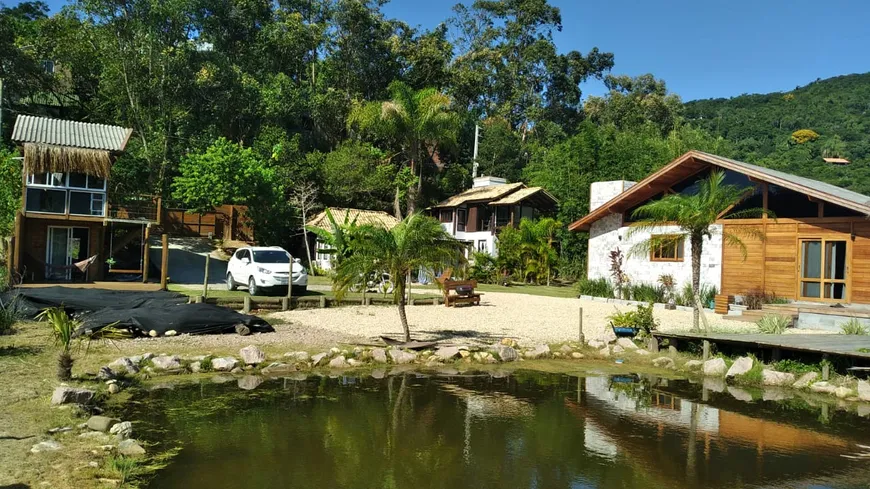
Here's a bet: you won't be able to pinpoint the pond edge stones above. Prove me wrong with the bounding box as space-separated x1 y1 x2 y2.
51 386 95 406
702 358 727 377
240 345 266 365
726 356 753 378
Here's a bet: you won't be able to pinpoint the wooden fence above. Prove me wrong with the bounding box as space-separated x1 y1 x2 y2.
161 205 253 242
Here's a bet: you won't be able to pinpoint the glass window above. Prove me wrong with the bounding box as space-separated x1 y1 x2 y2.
439 209 453 223
650 235 685 262
26 188 66 213
768 184 820 218
29 173 48 185
252 250 290 263
87 176 106 190
91 193 105 215
67 173 88 188
457 209 467 232
49 172 65 186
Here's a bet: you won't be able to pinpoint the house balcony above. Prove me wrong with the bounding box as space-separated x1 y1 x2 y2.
107 194 161 223
24 185 160 224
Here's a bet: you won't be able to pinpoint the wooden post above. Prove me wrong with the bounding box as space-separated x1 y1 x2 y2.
702 340 710 361
194 295 203 303
364 296 371 306
243 296 251 314
281 297 290 311
648 336 659 353
142 225 151 283
202 254 210 299
822 354 830 381
160 234 169 290
286 254 293 308
578 307 585 344
319 296 326 308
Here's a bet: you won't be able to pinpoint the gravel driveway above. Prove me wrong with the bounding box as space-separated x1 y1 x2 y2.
268 291 784 346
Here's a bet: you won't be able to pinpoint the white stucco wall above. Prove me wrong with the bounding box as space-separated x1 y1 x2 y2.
588 213 723 292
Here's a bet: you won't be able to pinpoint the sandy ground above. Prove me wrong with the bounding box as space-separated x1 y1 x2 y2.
262 291 829 347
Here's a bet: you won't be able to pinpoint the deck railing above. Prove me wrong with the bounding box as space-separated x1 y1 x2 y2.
107 194 161 223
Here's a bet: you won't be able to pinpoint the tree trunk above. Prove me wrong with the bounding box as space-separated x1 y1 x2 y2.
397 293 410 342
57 352 73 381
301 207 313 272
690 234 703 332
393 187 403 220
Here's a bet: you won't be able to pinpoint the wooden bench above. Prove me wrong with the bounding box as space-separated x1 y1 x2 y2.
442 279 482 307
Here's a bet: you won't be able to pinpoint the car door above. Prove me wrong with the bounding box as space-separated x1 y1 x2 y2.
239 249 252 279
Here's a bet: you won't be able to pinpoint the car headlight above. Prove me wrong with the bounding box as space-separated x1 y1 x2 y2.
257 267 272 275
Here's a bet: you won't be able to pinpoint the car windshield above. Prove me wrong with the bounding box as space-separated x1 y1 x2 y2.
252 250 289 264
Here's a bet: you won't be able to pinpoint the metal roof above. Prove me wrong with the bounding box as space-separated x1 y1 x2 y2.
306 208 400 231
822 157 850 164
569 151 870 231
489 187 559 206
11 115 133 152
430 182 525 208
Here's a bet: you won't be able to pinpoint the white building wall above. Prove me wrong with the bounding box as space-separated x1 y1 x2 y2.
587 214 723 293
590 180 635 211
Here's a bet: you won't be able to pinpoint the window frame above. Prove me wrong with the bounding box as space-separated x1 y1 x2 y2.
649 234 685 262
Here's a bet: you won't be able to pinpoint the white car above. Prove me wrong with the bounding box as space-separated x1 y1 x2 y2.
226 246 308 296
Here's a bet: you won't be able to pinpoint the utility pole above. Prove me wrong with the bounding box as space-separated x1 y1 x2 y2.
472 124 480 178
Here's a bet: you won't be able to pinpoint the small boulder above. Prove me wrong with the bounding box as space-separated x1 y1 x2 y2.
793 372 819 389
616 338 638 350
97 366 116 381
117 439 146 457
151 355 182 370
311 352 329 367
51 386 95 406
107 384 121 395
586 339 605 349
262 363 297 375
388 349 416 365
237 375 264 390
810 381 837 394
525 344 551 359
652 357 675 369
239 345 266 365
761 370 795 387
371 369 386 379
612 345 625 354
726 356 754 378
87 416 120 433
598 329 617 344
684 360 704 371
599 346 611 358
634 349 651 356
858 380 870 402
329 356 349 369
835 386 854 399
571 352 585 359
434 347 460 361
283 351 310 363
347 358 364 367
230 367 244 374
110 421 133 440
30 440 63 453
108 357 140 375
493 345 518 362
164 330 177 337
559 344 573 354
211 357 239 372
703 358 728 377
371 348 388 364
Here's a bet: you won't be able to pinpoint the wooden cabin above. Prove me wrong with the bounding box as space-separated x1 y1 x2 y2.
569 151 870 304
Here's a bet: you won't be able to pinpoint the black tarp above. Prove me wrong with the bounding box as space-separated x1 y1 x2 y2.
3 287 273 336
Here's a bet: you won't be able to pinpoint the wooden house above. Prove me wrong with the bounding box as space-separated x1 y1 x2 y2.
569 151 870 304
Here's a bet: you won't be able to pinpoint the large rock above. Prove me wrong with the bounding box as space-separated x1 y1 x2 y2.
389 349 416 365
684 360 704 371
118 439 146 457
793 372 819 389
211 357 239 372
311 353 329 366
51 386 95 405
493 345 518 362
599 346 611 358
726 356 754 378
586 339 606 349
329 356 349 369
525 344 551 359
108 357 140 374
371 348 388 364
810 381 837 394
239 345 266 365
559 344 574 354
97 366 116 381
30 440 63 453
434 347 460 361
110 421 133 440
761 370 795 386
703 358 727 377
652 357 675 369
598 329 617 344
858 380 870 402
87 416 120 433
151 355 182 370
616 338 638 350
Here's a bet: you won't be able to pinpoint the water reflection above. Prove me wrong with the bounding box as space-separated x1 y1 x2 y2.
135 371 870 489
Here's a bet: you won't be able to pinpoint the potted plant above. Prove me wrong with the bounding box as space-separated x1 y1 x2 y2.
658 274 676 310
607 302 660 339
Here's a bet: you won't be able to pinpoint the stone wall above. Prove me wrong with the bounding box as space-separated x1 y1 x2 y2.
590 180 635 211
588 214 723 293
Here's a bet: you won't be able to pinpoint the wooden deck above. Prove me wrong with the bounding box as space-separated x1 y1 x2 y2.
17 282 161 291
653 331 870 361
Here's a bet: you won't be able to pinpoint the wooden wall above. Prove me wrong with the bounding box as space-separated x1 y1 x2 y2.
19 217 104 281
721 218 870 303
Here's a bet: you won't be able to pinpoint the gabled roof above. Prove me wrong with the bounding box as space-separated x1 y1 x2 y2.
431 182 525 208
12 115 133 152
822 157 850 165
306 208 399 231
568 150 870 231
490 186 558 207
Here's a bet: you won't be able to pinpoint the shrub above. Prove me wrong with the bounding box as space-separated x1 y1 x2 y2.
629 282 665 303
743 288 787 309
37 307 80 380
608 303 659 337
772 359 819 375
676 283 717 308
840 318 870 335
756 314 791 334
0 294 21 335
577 277 614 298
468 251 499 284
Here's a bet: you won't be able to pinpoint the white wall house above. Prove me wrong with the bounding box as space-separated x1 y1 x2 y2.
585 180 723 293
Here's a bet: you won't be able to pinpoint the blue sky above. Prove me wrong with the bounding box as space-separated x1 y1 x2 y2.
14 0 870 101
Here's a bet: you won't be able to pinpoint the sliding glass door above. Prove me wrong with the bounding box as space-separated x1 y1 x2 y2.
799 238 848 301
46 227 90 281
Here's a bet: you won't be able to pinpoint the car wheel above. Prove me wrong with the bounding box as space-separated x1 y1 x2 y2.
227 273 236 291
248 276 260 296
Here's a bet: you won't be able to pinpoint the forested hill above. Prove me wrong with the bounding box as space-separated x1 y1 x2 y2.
684 72 870 195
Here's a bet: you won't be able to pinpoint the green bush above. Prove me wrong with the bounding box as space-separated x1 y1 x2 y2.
676 283 717 308
756 314 791 334
607 302 659 337
629 282 665 303
772 359 819 375
468 252 499 284
840 318 869 335
577 277 614 298
0 294 20 335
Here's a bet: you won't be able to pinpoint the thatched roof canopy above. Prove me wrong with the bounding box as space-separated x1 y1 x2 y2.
11 115 133 178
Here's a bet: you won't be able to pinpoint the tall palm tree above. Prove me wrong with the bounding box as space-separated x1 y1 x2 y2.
332 214 466 342
628 171 765 332
518 217 561 286
348 81 460 218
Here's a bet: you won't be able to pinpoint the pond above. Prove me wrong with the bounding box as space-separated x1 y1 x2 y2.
131 370 870 489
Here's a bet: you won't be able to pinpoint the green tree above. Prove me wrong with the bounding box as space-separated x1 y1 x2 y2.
518 217 561 285
584 74 684 134
0 148 20 237
348 80 459 217
331 214 465 341
628 171 764 332
317 141 396 211
172 137 276 211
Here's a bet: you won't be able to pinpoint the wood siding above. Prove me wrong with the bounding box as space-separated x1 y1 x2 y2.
19 218 104 281
721 218 870 304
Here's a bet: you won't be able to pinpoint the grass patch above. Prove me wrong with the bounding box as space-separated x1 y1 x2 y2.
733 355 763 385
840 318 869 335
772 359 819 375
